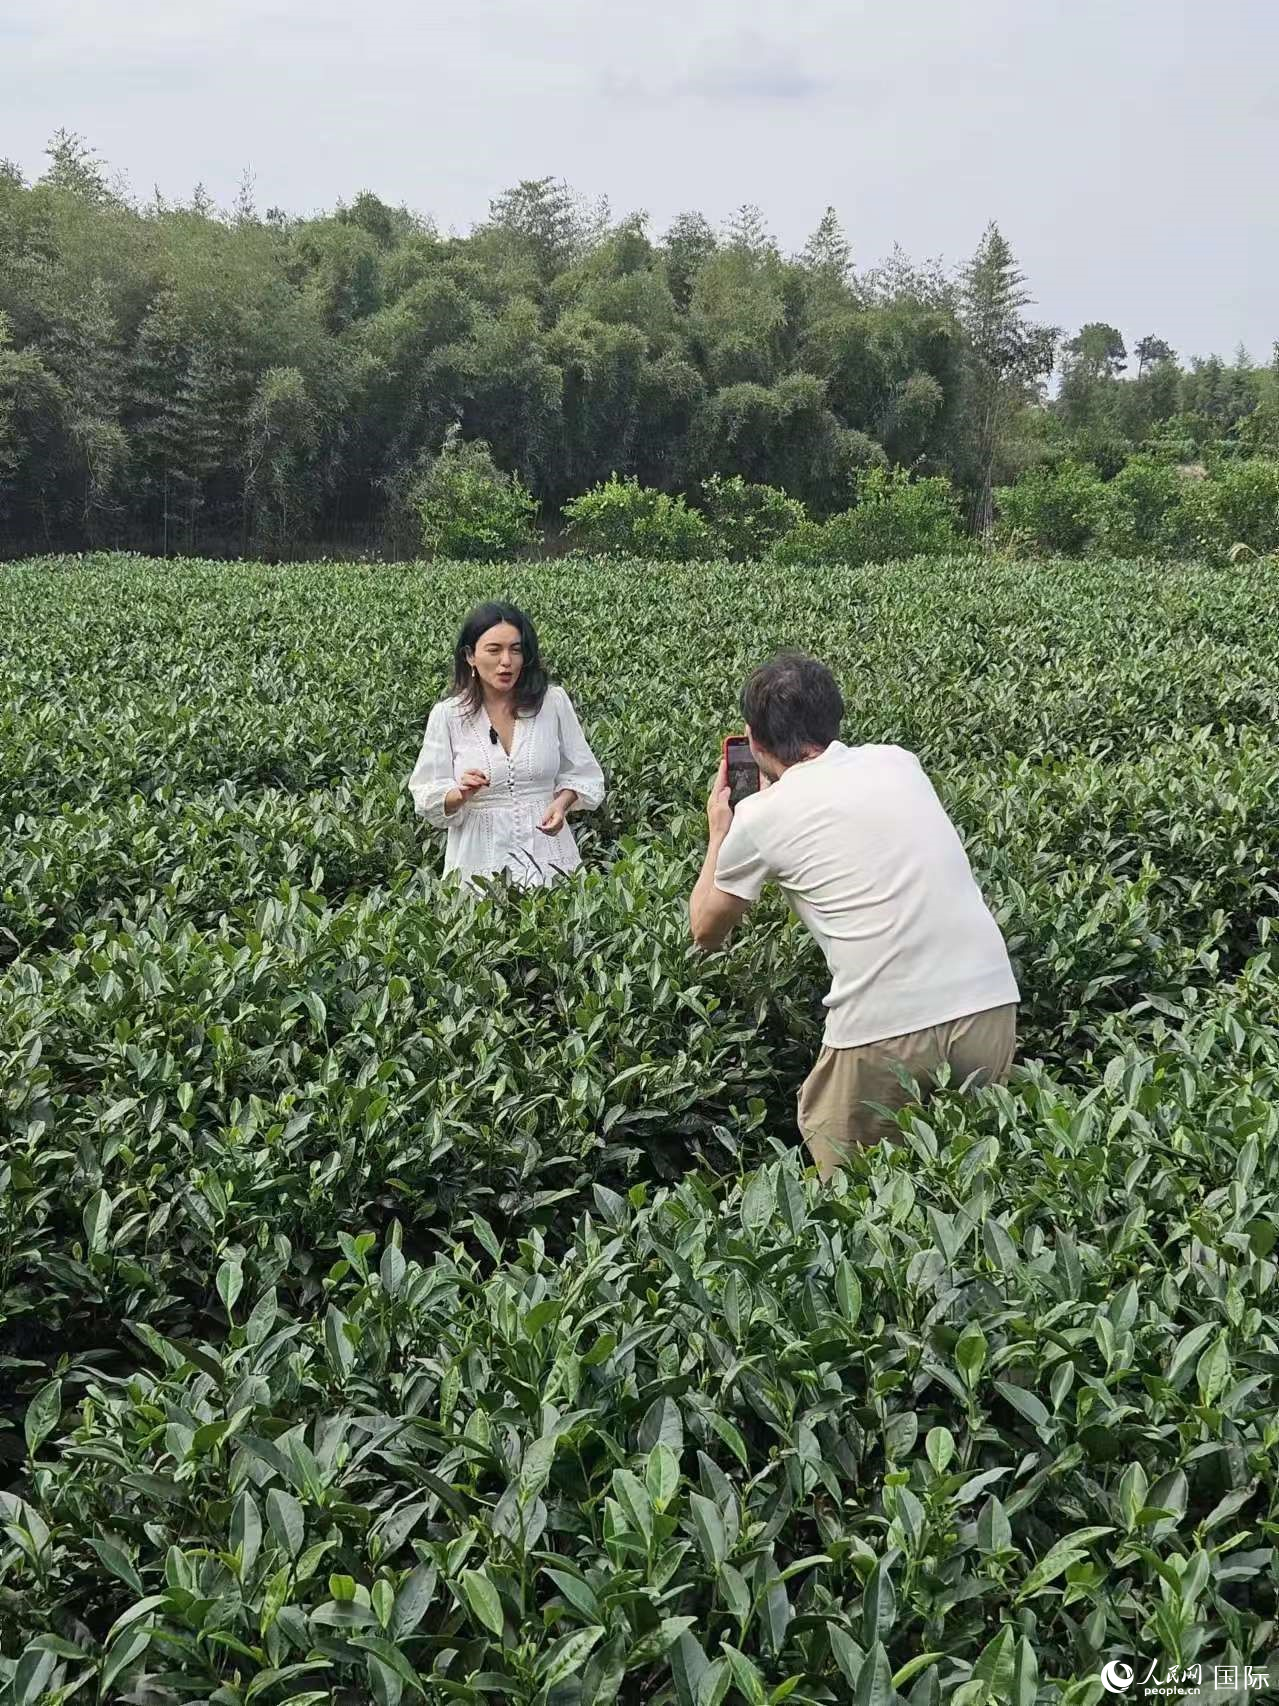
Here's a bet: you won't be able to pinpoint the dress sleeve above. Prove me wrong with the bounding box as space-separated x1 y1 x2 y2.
553 687 605 812
406 702 459 828
713 812 772 901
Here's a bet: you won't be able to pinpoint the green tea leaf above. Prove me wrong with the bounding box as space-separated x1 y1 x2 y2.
1196 1332 1232 1407
742 1170 774 1235
925 1426 954 1474
539 1625 606 1687
267 1488 305 1558
87 1537 145 1598
855 1641 894 1706
722 1645 767 1706
458 1567 504 1637
216 1257 243 1316
1017 1528 1113 1600
638 1397 683 1454
860 1558 896 1646
647 1443 681 1512
689 1493 728 1571
995 1379 1050 1429
23 1378 62 1458
390 1565 436 1640
231 1490 262 1575
325 1304 354 1379
955 1321 988 1387
82 1188 112 1255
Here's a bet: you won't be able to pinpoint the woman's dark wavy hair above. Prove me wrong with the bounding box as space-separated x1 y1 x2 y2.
452 602 549 716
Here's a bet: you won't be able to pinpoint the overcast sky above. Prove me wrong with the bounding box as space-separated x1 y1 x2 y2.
4 0 1277 365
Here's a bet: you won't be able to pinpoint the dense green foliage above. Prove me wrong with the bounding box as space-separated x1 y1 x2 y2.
410 431 539 562
996 457 1279 561
4 135 1278 561
563 478 714 561
773 470 963 569
995 465 1106 557
4 552 1279 1704
697 478 805 564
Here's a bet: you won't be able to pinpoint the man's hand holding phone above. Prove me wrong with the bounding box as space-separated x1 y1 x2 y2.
707 757 733 841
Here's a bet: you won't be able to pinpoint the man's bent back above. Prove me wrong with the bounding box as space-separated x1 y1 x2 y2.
689 654 1018 1177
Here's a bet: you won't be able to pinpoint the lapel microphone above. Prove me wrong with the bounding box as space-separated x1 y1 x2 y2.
489 727 499 746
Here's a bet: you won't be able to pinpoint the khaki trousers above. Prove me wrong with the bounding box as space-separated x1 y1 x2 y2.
797 1003 1017 1179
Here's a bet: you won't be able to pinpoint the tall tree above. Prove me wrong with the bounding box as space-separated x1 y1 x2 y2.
1058 322 1128 430
800 207 852 283
244 366 319 554
661 212 717 311
43 277 128 540
0 311 66 535
42 130 113 205
1134 334 1175 377
1064 322 1127 380
724 204 777 256
959 224 1057 532
482 178 591 282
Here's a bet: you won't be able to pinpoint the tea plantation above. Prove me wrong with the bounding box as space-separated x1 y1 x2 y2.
3 552 1279 1706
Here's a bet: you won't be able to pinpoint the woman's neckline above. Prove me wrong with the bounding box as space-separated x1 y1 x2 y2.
481 697 521 758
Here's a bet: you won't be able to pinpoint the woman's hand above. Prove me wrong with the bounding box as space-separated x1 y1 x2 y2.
444 769 489 816
538 789 576 835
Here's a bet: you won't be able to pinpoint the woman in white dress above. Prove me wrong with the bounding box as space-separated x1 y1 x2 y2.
407 602 605 888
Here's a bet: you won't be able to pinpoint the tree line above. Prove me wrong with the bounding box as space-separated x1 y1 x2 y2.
1 132 1276 559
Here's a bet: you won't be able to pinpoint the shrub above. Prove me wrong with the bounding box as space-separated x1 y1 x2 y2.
1196 456 1279 556
563 474 715 560
995 459 1105 554
1068 424 1133 481
699 473 806 560
411 428 539 560
1096 455 1192 556
771 467 961 567
1143 411 1218 464
1235 395 1279 459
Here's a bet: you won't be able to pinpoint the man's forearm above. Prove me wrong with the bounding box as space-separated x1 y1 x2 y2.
690 831 732 949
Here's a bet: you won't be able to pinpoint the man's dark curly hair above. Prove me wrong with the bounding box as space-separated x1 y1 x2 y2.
741 651 845 763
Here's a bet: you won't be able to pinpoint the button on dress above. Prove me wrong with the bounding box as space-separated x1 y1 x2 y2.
406 685 605 887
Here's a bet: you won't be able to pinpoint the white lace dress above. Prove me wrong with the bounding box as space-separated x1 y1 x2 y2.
406 685 606 887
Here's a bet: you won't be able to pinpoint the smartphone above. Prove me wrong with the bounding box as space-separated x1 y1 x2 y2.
722 734 760 809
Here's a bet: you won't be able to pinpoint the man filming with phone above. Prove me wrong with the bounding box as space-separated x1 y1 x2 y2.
689 652 1019 1178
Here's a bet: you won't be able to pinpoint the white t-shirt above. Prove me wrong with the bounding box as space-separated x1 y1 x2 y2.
713 741 1019 1049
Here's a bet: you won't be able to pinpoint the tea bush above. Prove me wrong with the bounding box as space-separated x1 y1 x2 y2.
1194 458 1279 558
562 477 715 561
772 469 962 569
1094 458 1190 558
412 432 540 562
698 477 806 563
994 463 1106 556
3 552 1279 1704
